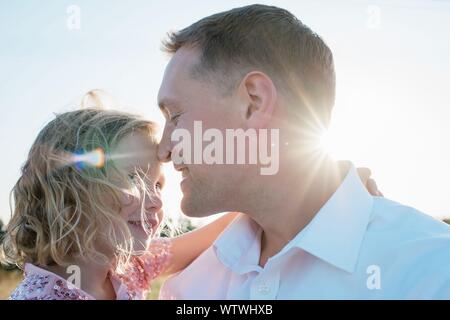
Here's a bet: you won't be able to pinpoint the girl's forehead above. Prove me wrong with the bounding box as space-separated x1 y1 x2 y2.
112 133 161 171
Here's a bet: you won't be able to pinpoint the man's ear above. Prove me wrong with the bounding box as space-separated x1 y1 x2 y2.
237 71 277 129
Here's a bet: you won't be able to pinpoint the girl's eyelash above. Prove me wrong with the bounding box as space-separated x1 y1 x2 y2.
128 173 138 182
128 172 162 191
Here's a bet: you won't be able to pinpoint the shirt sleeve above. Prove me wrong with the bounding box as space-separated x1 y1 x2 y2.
139 237 173 280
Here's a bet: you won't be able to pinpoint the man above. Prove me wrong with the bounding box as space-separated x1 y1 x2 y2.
157 4 450 299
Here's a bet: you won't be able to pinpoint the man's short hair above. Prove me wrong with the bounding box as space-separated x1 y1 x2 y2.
163 4 335 128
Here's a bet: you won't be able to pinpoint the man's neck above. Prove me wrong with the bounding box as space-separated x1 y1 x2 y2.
254 157 349 267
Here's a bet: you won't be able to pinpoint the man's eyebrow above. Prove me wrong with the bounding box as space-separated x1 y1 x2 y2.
158 99 183 121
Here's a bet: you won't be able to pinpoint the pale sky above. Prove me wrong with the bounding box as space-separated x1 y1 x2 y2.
1 0 450 226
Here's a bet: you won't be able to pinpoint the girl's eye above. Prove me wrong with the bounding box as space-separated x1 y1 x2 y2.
128 173 138 182
155 182 163 192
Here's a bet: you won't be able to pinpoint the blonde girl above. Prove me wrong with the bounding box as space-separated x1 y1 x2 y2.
0 94 238 300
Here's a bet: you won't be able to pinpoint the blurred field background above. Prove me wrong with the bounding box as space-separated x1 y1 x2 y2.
0 268 23 299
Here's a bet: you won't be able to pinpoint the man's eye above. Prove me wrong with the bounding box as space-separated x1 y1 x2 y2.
170 113 182 124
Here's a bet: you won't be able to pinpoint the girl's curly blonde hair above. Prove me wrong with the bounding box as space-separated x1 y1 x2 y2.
0 93 158 272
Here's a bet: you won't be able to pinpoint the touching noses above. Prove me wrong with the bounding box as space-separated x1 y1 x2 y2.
157 124 172 163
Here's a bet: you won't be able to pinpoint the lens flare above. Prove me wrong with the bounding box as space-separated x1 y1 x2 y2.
71 148 105 170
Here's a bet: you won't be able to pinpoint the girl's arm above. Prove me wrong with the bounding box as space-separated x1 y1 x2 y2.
161 212 240 276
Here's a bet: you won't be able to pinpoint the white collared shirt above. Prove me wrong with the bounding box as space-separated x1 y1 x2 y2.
160 166 450 299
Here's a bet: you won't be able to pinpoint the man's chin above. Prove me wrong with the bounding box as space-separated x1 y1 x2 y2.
180 196 218 218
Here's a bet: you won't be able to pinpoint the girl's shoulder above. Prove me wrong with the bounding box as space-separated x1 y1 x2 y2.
9 264 92 300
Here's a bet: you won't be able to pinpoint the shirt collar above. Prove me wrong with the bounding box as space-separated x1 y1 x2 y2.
213 164 374 274
213 214 262 274
287 164 374 273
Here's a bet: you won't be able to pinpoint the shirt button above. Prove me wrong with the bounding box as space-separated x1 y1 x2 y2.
258 284 271 295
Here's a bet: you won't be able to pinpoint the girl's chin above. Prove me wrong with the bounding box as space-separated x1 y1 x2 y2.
131 237 152 253
127 222 158 252
128 221 153 237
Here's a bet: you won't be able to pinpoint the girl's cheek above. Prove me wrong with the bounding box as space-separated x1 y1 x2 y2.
119 193 139 218
157 210 164 225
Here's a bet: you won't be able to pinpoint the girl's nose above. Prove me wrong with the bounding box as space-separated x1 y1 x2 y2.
144 193 162 211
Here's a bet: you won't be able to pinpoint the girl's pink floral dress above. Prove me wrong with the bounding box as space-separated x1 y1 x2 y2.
9 238 172 300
